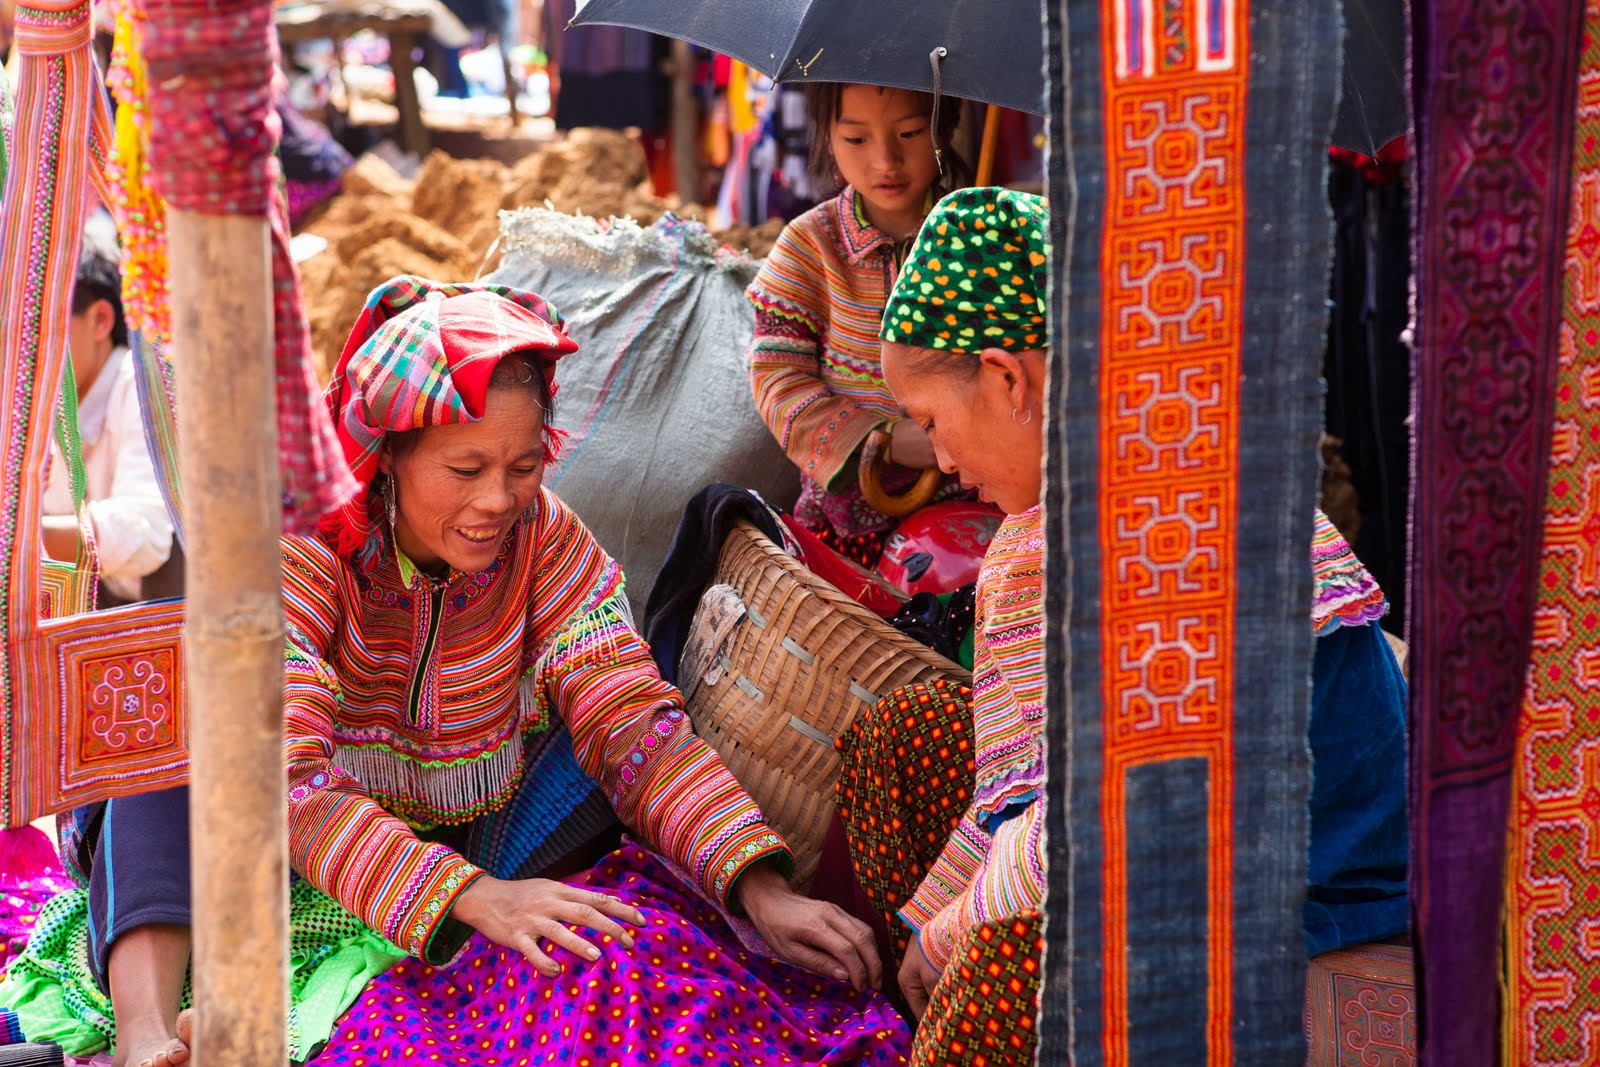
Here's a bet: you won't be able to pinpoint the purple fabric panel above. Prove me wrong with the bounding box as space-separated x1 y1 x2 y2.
1407 1 1582 1062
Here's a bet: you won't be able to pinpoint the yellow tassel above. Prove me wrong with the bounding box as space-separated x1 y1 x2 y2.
106 0 170 346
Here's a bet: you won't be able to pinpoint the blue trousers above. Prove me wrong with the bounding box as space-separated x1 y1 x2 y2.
84 786 191 990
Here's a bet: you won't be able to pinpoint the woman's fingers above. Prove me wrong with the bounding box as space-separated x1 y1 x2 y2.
897 945 939 1018
557 900 637 949
778 940 851 985
563 889 645 931
828 910 882 989
532 917 606 963
515 933 563 978
904 974 930 1019
794 915 869 992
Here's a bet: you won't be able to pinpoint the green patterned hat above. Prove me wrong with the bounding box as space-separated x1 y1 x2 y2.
881 187 1049 354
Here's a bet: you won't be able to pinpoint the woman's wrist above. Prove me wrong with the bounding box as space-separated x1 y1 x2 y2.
732 859 789 917
447 873 495 928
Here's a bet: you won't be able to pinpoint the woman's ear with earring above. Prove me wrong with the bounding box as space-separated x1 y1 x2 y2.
382 475 398 530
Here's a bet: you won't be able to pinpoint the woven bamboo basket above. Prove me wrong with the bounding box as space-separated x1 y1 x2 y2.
682 521 970 888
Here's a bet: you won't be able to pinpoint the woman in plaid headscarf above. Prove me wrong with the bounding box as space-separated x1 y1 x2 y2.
1 277 910 1067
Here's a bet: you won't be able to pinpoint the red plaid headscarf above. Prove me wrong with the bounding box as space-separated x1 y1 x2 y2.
319 275 579 564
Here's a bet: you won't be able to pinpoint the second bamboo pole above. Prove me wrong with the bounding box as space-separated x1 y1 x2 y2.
167 210 288 1067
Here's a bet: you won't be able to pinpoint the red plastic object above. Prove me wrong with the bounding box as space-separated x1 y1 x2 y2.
877 501 1004 596
778 516 906 619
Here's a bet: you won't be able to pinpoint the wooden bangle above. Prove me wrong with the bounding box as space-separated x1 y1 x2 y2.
858 427 941 519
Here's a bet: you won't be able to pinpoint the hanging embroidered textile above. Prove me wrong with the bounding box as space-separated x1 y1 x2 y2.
1038 0 1338 1061
141 0 355 535
1408 1 1582 1063
1503 5 1600 1064
0 0 186 829
102 0 181 536
103 0 184 549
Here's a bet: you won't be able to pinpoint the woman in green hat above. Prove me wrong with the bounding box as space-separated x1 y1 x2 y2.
837 186 1407 1065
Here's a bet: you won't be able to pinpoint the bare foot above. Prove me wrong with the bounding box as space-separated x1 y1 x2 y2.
113 1008 193 1067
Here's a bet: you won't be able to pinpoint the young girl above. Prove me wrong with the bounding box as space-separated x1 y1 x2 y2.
744 82 970 568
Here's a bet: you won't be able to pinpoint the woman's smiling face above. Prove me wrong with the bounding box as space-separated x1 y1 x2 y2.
382 384 548 576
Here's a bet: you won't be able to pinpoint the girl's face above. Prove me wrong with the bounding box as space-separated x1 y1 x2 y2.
881 342 1047 516
381 386 547 577
830 85 940 233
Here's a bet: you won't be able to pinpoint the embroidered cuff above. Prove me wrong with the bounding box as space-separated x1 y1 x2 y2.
813 406 893 491
393 852 484 963
709 826 792 907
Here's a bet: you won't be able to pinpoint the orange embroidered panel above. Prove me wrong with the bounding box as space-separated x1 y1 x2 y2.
1098 0 1247 1062
14 601 188 819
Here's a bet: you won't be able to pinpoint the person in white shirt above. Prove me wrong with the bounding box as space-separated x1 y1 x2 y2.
41 226 175 605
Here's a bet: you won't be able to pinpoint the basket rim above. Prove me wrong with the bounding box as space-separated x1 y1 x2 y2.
724 520 972 683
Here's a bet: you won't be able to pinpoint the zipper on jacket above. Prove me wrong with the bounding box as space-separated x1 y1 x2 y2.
406 578 446 728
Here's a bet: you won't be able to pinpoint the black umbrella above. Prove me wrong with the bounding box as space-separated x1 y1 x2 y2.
571 0 1404 151
1336 0 1406 156
570 0 1045 115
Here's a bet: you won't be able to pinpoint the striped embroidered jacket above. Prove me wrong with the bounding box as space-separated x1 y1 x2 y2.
745 186 961 539
899 506 1046 968
282 487 789 961
898 507 1390 968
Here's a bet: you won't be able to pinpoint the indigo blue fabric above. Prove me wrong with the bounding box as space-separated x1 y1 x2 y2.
86 787 192 988
444 726 617 880
1305 623 1409 958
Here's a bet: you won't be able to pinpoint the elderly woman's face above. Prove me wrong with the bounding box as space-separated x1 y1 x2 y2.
881 341 1046 516
382 385 547 576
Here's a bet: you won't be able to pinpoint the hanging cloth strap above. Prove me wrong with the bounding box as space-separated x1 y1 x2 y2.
40 360 99 618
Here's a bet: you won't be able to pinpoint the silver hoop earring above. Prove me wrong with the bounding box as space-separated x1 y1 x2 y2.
1012 406 1034 426
382 476 398 530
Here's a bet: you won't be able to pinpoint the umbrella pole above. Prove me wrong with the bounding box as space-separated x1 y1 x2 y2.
976 102 1001 186
167 210 287 1066
670 39 700 202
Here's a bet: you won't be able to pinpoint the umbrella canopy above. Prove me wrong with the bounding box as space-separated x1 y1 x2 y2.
571 0 1045 115
571 0 1405 152
1336 0 1405 156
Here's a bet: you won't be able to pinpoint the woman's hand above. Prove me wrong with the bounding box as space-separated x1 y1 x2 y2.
736 862 883 992
451 874 644 977
898 937 944 1018
887 421 939 470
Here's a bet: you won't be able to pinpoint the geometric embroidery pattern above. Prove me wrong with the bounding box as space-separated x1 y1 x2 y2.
1505 6 1600 1062
46 603 186 806
1303 942 1416 1066
1097 0 1244 1057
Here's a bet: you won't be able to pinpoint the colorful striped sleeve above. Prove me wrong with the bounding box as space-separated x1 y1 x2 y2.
280 534 484 963
745 217 889 489
528 493 792 904
904 800 1045 970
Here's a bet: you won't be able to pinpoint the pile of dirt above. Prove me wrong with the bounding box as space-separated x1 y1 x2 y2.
298 128 781 381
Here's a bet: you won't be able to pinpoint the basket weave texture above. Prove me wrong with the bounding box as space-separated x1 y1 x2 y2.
682 522 970 887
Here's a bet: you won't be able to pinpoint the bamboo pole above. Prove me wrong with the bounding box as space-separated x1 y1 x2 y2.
670 38 700 203
167 211 287 1067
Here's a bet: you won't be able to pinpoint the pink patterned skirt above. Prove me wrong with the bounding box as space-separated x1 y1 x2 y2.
313 843 911 1066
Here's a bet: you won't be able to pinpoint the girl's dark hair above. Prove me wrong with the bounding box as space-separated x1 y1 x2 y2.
388 352 552 458
803 82 972 198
